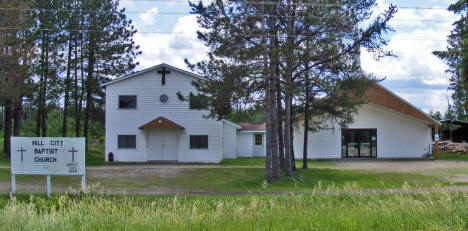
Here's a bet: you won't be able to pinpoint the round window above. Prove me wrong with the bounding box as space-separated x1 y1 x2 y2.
160 94 168 103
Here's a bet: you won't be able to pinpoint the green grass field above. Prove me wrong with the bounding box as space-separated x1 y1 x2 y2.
153 167 462 191
439 152 468 160
0 165 464 193
0 191 466 231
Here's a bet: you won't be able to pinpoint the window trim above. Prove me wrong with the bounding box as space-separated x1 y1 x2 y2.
118 95 137 109
117 135 137 149
189 135 209 149
254 134 263 146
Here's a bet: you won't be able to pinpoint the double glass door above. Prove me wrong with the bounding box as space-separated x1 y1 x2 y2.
341 129 377 158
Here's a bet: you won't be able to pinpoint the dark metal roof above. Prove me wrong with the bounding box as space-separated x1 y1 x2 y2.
440 119 468 126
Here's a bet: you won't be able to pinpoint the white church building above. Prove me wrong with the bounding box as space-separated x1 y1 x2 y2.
102 63 439 163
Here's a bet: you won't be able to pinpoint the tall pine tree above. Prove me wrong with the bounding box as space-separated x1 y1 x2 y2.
434 0 468 120
189 0 395 181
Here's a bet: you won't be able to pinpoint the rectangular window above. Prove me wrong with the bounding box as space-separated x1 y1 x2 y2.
341 129 377 158
189 93 208 109
118 135 136 149
119 95 137 109
255 134 263 145
190 135 208 149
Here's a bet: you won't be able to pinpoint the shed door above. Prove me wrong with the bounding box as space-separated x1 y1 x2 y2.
253 133 264 156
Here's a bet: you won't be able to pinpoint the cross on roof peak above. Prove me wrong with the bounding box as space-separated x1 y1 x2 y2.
157 67 170 85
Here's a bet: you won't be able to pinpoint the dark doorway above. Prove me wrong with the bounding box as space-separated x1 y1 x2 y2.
341 129 377 158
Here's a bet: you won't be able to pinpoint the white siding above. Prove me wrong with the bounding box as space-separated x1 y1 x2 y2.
293 121 341 159
105 67 223 163
237 133 254 157
294 104 433 159
222 122 238 159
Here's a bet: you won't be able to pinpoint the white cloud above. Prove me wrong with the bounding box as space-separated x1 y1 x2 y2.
133 15 208 71
119 0 136 10
124 0 459 114
138 7 159 26
360 1 459 113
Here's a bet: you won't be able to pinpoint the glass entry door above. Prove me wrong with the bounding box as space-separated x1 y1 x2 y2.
341 129 377 158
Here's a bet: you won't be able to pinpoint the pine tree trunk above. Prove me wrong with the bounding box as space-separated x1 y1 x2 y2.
270 81 280 179
265 82 273 183
36 45 45 137
74 40 80 137
303 62 310 169
84 88 91 152
284 92 292 176
13 98 23 136
84 36 96 153
290 112 296 171
4 102 12 157
269 22 280 179
260 2 272 183
283 0 294 176
63 37 73 137
303 111 309 169
276 64 285 170
77 69 85 137
36 108 41 136
41 41 49 137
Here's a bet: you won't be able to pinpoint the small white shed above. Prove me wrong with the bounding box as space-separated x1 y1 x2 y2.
237 123 266 157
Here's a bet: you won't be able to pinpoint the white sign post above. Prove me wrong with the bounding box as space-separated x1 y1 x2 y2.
11 137 86 197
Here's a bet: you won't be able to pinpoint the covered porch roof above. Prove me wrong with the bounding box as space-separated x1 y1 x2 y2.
139 116 185 130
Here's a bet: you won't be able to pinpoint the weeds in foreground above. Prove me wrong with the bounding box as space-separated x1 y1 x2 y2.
0 183 466 230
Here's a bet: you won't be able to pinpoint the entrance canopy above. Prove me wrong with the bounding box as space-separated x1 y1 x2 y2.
139 117 185 130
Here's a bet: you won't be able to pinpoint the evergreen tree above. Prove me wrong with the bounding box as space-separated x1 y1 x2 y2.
429 109 443 121
0 0 35 156
80 0 141 151
1 0 140 156
434 0 467 120
189 0 395 181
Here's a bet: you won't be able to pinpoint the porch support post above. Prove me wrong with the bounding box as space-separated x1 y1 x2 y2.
434 123 439 159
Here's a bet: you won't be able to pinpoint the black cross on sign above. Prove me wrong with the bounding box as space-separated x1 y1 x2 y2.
17 147 26 163
68 147 78 163
157 67 170 85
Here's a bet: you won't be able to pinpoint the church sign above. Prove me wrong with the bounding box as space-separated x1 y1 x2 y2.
11 137 86 196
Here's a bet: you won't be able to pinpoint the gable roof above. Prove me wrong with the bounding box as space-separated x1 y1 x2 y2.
366 83 440 126
139 116 185 130
101 63 204 87
296 82 439 126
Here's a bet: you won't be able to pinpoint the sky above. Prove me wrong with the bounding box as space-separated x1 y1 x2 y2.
119 0 460 114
